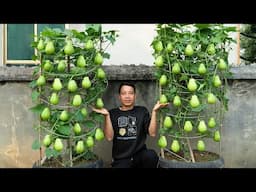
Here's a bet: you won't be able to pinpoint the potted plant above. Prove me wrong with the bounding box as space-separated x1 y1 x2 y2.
29 24 118 168
151 24 236 168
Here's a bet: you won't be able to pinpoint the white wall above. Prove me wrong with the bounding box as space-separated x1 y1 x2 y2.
70 24 238 66
102 24 156 65
70 24 157 66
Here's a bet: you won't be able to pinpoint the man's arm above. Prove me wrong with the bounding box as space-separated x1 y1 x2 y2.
148 101 169 137
91 107 114 141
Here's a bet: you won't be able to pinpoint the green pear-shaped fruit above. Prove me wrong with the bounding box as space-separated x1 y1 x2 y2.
96 68 106 79
172 62 181 74
218 59 227 70
187 78 197 92
198 63 207 75
197 140 205 151
52 78 63 91
207 44 216 55
158 135 167 148
73 123 82 135
76 55 86 68
153 41 163 52
208 117 216 128
43 60 52 71
213 75 222 87
159 94 168 104
82 76 91 89
85 39 94 50
96 98 104 109
166 42 173 53
190 95 200 108
45 41 55 55
94 52 103 65
198 120 207 133
50 92 59 105
81 107 88 117
86 136 94 148
64 40 75 55
72 94 82 107
95 128 105 141
75 140 85 154
173 95 181 107
36 75 46 86
154 55 164 67
159 75 167 86
41 107 50 121
43 134 52 147
57 60 66 72
214 130 221 142
37 39 44 51
163 116 173 129
54 138 63 152
60 110 69 121
207 93 216 104
171 140 180 153
184 44 194 56
68 79 78 92
184 121 193 132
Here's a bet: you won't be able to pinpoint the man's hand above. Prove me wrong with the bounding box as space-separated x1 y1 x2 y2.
91 106 109 116
153 101 169 112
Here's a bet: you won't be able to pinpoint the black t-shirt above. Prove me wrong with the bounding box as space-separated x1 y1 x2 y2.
109 106 151 160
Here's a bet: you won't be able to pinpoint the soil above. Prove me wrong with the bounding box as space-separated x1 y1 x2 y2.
34 156 99 168
163 149 220 162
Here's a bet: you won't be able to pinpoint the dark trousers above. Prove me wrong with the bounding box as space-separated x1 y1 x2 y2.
111 149 159 168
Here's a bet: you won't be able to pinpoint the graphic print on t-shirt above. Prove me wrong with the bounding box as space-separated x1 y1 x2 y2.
117 116 137 140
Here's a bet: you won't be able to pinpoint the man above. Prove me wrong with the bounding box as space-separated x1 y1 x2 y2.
92 82 169 168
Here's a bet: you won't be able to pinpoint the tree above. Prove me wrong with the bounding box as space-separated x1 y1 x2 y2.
240 24 256 65
151 24 236 167
29 24 118 167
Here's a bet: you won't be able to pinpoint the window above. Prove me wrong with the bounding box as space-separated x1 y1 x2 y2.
3 24 67 65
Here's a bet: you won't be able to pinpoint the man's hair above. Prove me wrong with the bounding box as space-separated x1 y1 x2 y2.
118 82 136 94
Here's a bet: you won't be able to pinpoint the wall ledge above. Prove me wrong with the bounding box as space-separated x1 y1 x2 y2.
0 64 256 81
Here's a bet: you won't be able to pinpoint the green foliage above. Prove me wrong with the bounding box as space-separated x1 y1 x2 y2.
30 25 118 167
240 24 256 64
152 24 235 161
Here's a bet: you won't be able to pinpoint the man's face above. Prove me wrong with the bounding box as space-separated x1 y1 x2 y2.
119 85 136 107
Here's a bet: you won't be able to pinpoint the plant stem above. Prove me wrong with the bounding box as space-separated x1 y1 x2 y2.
164 148 190 162
186 137 195 162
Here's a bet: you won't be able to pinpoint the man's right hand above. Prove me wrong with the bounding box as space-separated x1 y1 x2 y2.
91 106 110 116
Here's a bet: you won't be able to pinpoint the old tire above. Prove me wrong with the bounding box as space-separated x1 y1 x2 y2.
33 158 104 168
159 156 224 168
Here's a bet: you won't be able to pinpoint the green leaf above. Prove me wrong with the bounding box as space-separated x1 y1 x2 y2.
102 52 110 59
73 111 85 122
195 24 211 29
86 24 101 32
56 125 71 136
91 112 104 123
29 80 37 89
84 120 96 129
85 24 102 37
223 26 237 32
45 148 59 158
31 91 40 102
191 104 207 112
32 139 41 150
29 104 45 114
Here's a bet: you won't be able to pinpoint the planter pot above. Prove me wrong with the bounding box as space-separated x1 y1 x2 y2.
158 150 224 168
33 157 104 168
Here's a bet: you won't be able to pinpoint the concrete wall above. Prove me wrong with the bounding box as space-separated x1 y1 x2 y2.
0 82 39 167
1 65 256 168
